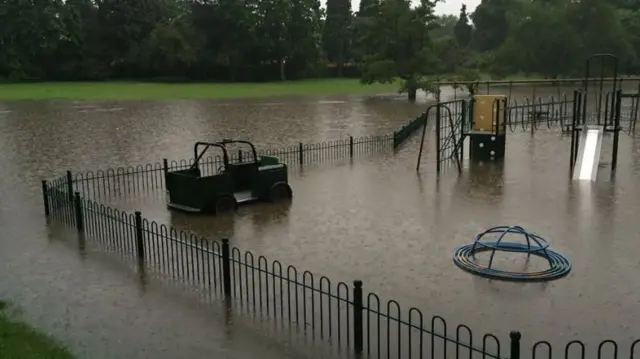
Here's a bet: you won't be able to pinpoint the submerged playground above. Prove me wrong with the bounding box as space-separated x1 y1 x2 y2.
22 54 640 358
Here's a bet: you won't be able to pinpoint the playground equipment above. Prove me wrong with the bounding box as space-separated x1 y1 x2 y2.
165 140 292 214
452 226 571 282
468 94 507 161
572 125 604 181
569 54 620 181
416 54 638 180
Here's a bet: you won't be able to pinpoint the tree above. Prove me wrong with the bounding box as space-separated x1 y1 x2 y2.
62 0 109 79
359 0 440 101
494 1 581 78
96 0 172 76
470 0 508 52
565 0 633 65
322 0 352 76
2 0 640 83
353 0 381 63
0 0 65 80
254 0 322 80
255 0 290 80
286 0 324 78
432 36 464 73
430 14 457 39
134 11 201 77
454 4 472 47
619 9 640 71
211 0 257 81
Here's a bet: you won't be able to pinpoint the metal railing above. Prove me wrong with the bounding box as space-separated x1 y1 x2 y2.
39 85 640 358
68 135 394 199
42 175 640 359
61 93 638 202
437 76 640 90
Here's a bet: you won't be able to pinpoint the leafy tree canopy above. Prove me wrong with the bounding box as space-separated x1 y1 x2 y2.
1 0 638 100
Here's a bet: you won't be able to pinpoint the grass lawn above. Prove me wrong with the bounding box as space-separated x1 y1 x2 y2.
0 74 578 101
0 301 77 359
0 78 401 101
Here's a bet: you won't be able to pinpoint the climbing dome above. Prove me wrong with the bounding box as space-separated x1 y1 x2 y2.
452 226 571 281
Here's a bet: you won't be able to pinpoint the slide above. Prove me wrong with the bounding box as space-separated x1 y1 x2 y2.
572 125 604 181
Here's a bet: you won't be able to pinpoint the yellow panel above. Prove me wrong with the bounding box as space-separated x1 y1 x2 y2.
472 95 507 133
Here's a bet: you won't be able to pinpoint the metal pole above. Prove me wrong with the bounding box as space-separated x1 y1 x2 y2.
597 57 605 125
459 101 466 168
574 92 583 167
352 280 364 355
222 238 232 298
41 180 50 216
436 104 442 173
416 106 434 171
509 331 522 359
569 91 579 171
612 90 622 173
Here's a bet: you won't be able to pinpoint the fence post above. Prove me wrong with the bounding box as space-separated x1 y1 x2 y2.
134 211 144 260
509 331 521 359
222 238 232 298
73 192 84 232
41 180 50 216
393 131 398 148
353 280 364 355
349 136 354 158
162 158 169 191
66 170 74 201
162 158 169 176
238 149 243 163
298 142 304 165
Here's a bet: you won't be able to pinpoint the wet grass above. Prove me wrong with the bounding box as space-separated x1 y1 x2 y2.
0 300 77 359
0 79 401 101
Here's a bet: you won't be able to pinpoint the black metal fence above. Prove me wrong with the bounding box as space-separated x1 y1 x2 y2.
70 135 393 199
505 94 574 132
394 113 428 148
376 93 577 151
61 93 638 202
621 93 640 134
440 77 640 99
399 93 578 151
39 86 640 358
505 91 640 133
42 175 640 359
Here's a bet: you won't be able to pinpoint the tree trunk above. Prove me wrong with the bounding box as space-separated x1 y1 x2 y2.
337 48 344 77
280 58 286 81
408 87 417 101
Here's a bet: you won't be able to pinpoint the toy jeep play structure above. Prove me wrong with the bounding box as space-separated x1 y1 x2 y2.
165 140 292 214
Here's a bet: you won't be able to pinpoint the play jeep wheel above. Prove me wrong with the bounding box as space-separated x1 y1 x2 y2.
214 195 237 214
268 183 292 202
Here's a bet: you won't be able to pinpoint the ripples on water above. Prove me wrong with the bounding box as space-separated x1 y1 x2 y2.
0 87 639 358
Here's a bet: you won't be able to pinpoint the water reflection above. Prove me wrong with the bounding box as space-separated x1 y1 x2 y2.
169 209 236 239
456 160 505 207
247 201 291 232
469 160 505 194
471 276 550 302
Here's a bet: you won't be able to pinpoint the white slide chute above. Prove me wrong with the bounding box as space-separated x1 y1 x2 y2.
572 125 604 181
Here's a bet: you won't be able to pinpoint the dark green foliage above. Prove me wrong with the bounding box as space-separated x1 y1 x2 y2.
357 0 440 100
470 0 509 52
1 0 640 84
322 0 352 76
454 5 472 47
0 0 322 81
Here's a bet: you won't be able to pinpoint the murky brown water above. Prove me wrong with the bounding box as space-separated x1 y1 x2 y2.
1 85 639 359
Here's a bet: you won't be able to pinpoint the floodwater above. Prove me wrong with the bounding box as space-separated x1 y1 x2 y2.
0 83 639 359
